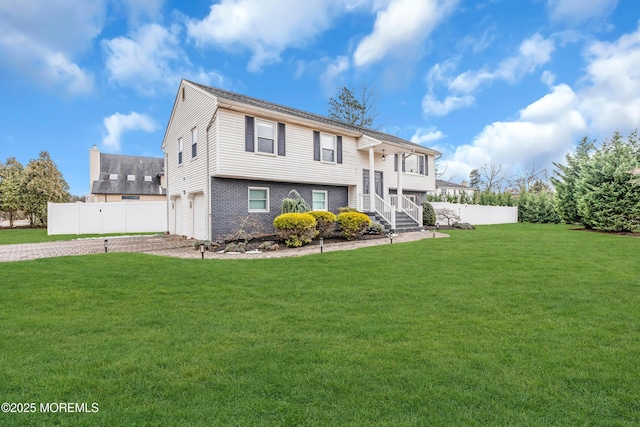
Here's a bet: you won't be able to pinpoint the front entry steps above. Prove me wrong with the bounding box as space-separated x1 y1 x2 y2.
366 211 422 233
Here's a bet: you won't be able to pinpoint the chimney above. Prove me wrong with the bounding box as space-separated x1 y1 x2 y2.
89 145 100 201
461 180 469 187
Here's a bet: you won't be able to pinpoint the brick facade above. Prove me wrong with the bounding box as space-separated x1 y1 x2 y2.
210 177 349 240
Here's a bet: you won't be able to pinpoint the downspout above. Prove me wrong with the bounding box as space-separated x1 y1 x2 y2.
205 109 217 242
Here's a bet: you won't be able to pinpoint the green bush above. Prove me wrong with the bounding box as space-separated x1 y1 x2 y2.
280 190 310 214
422 202 436 226
308 211 337 238
273 213 317 247
366 222 384 235
336 211 371 240
337 206 357 213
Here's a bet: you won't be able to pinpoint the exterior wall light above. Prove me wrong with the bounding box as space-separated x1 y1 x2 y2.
381 149 386 161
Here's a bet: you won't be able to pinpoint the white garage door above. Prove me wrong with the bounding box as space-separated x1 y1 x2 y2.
174 197 183 236
192 193 206 240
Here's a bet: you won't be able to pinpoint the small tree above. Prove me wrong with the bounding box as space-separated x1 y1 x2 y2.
436 208 461 226
22 151 70 226
281 190 310 214
328 84 380 128
422 202 436 226
0 157 25 227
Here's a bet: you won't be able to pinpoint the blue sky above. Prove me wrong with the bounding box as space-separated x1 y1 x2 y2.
1 0 639 196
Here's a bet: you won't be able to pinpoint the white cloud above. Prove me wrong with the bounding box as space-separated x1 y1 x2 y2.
411 127 445 145
118 0 165 25
548 0 617 25
449 33 555 94
441 84 587 181
578 24 640 133
353 0 458 67
320 56 350 94
103 23 226 95
0 0 103 94
102 112 159 152
422 93 474 116
187 0 344 72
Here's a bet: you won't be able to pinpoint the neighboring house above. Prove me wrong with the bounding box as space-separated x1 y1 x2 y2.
161 80 441 240
434 180 477 198
88 146 166 203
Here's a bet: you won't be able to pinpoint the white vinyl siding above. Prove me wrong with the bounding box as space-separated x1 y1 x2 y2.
312 190 327 211
248 187 269 212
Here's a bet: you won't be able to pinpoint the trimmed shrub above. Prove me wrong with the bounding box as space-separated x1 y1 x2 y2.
366 222 384 235
224 242 246 253
452 222 475 230
308 211 337 238
422 202 436 226
336 211 371 240
273 213 317 247
338 206 357 213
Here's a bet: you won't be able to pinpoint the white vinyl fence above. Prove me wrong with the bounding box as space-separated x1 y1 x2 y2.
48 202 166 235
429 202 518 225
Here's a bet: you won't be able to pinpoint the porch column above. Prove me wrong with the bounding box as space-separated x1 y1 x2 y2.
396 152 403 212
368 147 375 212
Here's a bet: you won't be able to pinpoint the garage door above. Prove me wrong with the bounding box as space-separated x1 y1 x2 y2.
192 193 206 240
174 197 183 236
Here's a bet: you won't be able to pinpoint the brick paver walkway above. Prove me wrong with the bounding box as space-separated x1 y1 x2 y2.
0 231 448 262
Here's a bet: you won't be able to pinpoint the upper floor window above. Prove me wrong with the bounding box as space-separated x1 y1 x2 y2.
405 154 419 174
396 153 427 175
191 127 198 158
256 120 275 154
178 137 183 165
321 133 335 162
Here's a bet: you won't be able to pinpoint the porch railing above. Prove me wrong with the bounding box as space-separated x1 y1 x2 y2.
360 193 395 230
400 195 423 227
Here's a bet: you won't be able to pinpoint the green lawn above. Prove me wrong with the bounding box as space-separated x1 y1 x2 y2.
1 224 638 426
0 228 160 245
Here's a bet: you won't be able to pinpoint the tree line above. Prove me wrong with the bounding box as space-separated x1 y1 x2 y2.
0 151 70 227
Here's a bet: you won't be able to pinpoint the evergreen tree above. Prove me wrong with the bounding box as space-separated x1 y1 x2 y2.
575 132 640 232
551 137 595 224
0 157 25 227
22 151 70 226
468 168 482 190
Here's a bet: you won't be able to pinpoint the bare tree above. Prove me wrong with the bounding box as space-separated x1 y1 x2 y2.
435 208 461 226
509 164 547 193
328 84 380 129
480 163 505 192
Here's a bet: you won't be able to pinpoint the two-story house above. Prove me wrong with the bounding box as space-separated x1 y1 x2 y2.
161 80 440 240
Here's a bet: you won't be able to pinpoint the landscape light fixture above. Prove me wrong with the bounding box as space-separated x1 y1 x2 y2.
104 239 108 253
319 237 324 253
388 231 394 244
199 242 206 259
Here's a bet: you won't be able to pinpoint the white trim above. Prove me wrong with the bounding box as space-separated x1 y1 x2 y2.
320 132 336 163
248 186 269 212
255 119 276 155
191 126 198 159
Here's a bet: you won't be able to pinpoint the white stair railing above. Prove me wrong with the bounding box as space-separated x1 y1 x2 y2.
373 193 396 229
400 195 423 227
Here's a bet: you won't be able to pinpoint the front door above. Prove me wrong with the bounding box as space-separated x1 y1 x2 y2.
363 170 383 197
374 171 383 198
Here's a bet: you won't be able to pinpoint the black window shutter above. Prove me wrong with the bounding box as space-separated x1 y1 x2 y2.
336 136 343 164
313 131 320 161
419 155 425 175
426 156 429 175
394 154 398 171
402 153 406 172
277 122 286 156
245 116 255 152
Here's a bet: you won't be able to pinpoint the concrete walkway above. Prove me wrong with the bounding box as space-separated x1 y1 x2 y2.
0 230 448 262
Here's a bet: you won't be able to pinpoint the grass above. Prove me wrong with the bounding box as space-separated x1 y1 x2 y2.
1 223 638 426
0 228 160 245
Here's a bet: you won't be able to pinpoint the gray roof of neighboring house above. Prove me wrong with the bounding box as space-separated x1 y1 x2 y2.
92 153 165 195
187 80 440 154
436 179 474 189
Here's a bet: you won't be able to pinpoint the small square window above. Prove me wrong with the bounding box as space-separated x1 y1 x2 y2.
312 190 328 211
109 174 118 180
248 187 269 212
144 175 153 182
127 174 135 181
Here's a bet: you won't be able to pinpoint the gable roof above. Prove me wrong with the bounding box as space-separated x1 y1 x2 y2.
91 153 165 195
436 179 475 190
185 80 440 155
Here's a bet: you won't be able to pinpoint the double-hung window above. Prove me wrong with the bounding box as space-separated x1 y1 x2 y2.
178 137 183 165
312 190 328 211
248 187 269 212
191 127 197 158
321 133 335 162
257 120 275 154
405 154 419 174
